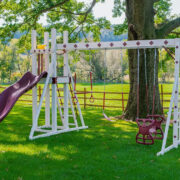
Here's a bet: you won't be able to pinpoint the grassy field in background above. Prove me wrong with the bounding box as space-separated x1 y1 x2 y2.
0 83 179 179
0 83 174 109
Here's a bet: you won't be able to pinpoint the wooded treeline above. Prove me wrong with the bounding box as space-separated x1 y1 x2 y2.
0 39 174 84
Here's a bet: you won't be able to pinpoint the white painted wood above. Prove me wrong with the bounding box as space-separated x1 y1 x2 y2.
30 126 88 140
157 144 175 156
57 39 176 50
173 39 180 148
31 30 38 128
31 29 180 149
51 28 57 132
178 80 180 141
57 77 69 83
44 32 50 127
157 39 180 156
29 71 51 139
68 88 78 128
30 49 50 54
67 64 85 127
157 75 177 155
63 31 69 129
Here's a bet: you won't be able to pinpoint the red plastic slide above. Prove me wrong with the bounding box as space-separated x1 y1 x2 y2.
0 71 47 122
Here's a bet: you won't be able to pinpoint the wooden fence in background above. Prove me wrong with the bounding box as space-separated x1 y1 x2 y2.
0 86 172 110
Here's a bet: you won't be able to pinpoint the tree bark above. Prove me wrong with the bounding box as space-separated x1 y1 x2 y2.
124 0 162 120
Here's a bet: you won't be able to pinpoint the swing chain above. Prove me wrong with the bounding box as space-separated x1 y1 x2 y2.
89 50 95 103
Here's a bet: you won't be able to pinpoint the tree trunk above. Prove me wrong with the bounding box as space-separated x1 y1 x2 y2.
124 0 162 120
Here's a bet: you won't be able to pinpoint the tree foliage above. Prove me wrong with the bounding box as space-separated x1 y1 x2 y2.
0 0 110 48
113 0 180 38
0 39 31 83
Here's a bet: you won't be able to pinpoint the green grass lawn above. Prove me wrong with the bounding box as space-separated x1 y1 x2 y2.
0 102 180 180
0 83 179 179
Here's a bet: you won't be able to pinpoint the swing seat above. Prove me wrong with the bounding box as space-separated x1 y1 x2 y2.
136 118 155 145
147 115 164 140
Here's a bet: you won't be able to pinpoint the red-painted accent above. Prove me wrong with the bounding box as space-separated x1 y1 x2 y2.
63 44 66 48
41 54 43 73
164 40 168 45
74 44 77 48
136 118 155 145
136 41 140 46
98 43 101 47
38 54 40 75
86 44 89 48
89 72 94 103
123 42 127 46
74 73 76 91
149 41 154 45
110 42 114 47
52 77 57 84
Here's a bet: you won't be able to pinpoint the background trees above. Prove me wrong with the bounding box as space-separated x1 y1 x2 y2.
0 40 31 83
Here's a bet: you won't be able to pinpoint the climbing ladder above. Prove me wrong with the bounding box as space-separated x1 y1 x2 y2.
56 82 78 129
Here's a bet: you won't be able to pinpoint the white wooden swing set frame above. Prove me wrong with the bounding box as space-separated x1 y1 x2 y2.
30 28 180 156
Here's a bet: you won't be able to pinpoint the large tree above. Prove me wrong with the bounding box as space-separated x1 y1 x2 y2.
0 0 180 120
113 0 180 120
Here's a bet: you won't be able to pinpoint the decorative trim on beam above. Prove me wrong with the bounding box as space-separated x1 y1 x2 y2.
57 39 176 50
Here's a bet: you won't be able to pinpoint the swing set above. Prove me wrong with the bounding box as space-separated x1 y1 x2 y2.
27 33 180 156
0 27 179 156
67 38 179 156
136 48 165 145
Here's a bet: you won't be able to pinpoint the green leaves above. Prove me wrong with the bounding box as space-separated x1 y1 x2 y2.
113 0 125 18
113 20 127 35
0 0 110 47
154 0 172 24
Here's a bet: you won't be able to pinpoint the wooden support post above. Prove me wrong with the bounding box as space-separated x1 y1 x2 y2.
44 32 50 127
38 86 41 102
51 28 57 132
63 31 69 129
31 30 37 128
84 88 86 109
38 54 40 75
122 92 124 111
173 39 180 147
103 92 106 110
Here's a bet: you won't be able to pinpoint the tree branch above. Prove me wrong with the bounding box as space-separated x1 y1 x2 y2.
153 0 160 2
35 0 69 15
59 0 96 16
171 31 180 35
156 17 180 38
